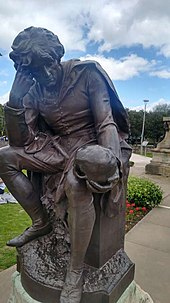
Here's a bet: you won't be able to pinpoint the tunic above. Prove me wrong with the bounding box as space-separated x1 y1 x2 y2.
4 60 131 215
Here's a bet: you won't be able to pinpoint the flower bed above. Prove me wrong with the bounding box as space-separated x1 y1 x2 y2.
125 176 163 232
125 200 149 233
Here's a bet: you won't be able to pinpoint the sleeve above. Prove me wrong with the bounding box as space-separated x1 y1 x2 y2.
4 91 39 147
88 67 121 160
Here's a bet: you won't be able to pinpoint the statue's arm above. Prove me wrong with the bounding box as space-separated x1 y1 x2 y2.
88 68 121 161
4 67 39 147
9 66 34 109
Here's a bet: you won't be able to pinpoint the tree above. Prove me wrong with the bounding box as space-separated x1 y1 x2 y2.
153 103 170 113
128 103 170 145
146 104 170 144
127 109 143 144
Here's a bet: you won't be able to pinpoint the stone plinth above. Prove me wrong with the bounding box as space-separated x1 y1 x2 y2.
8 272 153 303
145 117 170 177
145 149 170 176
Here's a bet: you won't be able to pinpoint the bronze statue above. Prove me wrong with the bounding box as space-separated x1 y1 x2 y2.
0 27 131 303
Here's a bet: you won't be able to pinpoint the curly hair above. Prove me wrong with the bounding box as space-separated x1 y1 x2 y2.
9 26 65 68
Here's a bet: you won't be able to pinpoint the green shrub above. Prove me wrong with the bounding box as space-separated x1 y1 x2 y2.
127 176 163 209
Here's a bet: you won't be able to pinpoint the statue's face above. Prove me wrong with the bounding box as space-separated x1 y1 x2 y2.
28 57 62 89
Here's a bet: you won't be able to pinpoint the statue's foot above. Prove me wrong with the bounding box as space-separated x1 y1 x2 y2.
60 268 83 303
6 222 52 247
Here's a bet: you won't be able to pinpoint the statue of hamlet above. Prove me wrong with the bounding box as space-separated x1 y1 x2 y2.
0 27 132 303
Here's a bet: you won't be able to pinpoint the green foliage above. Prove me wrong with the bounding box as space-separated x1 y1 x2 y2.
145 111 164 144
127 176 163 209
127 109 143 143
146 152 153 158
127 103 170 145
0 204 31 270
153 103 170 113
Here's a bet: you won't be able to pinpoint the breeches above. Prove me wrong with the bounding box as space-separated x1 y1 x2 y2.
0 145 94 210
0 145 59 175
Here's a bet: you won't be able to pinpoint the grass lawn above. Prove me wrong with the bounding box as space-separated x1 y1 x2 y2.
146 152 153 158
0 204 31 271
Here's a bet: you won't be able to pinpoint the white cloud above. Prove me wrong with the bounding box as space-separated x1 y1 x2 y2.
87 0 170 54
130 98 170 111
159 45 170 58
150 70 170 79
80 54 152 80
0 0 92 51
0 92 9 105
1 0 170 56
147 99 170 111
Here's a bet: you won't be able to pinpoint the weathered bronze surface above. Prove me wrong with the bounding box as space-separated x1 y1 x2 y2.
0 27 133 303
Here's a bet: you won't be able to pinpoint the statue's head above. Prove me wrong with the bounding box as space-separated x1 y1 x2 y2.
9 26 65 69
74 145 120 193
9 27 65 89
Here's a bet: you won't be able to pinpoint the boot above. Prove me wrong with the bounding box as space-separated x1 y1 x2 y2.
6 204 52 247
0 171 53 247
6 220 52 247
60 268 83 303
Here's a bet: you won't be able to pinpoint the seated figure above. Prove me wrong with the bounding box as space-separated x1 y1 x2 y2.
0 27 131 303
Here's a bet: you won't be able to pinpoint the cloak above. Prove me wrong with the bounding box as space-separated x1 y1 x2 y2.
61 59 129 138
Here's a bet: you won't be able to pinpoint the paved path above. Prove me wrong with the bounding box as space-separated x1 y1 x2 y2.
0 265 16 303
125 153 170 303
0 153 170 303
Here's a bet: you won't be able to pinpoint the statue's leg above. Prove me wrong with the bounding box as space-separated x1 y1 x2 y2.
0 146 53 247
60 167 95 303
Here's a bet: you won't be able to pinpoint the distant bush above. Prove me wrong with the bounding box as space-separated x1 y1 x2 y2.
127 176 163 209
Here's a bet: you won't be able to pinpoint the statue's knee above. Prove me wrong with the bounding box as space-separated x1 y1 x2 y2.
0 147 15 172
65 168 93 207
65 168 82 195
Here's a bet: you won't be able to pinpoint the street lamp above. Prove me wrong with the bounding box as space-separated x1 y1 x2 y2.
140 99 149 155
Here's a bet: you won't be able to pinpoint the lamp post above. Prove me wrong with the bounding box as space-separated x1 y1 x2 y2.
140 99 149 155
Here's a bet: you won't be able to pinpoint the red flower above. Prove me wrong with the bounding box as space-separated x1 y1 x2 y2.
135 207 140 211
142 207 147 211
126 203 131 208
129 210 134 214
131 203 135 207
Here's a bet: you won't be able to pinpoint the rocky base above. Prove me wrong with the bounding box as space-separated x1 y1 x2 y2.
15 217 134 303
8 272 153 303
18 248 134 303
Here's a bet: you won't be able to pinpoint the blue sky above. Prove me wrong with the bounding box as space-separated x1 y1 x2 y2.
1 0 170 111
